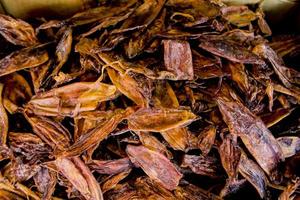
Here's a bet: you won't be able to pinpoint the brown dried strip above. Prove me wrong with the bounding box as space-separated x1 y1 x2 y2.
126 145 182 190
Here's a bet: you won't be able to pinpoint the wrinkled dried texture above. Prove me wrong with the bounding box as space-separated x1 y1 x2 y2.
0 44 49 77
181 154 220 178
279 178 300 200
30 61 52 93
126 145 182 190
260 108 292 128
81 10 134 38
89 158 132 175
221 6 257 27
8 132 51 161
227 62 250 94
238 153 267 199
166 0 220 18
270 36 300 57
3 73 32 114
199 38 264 64
26 115 71 151
61 108 135 157
125 9 166 58
0 84 8 146
112 0 165 33
219 134 241 180
55 157 103 200
147 82 189 151
27 81 117 116
127 107 197 132
220 179 247 198
253 44 300 88
102 169 131 193
217 84 284 177
136 132 173 159
33 167 57 200
51 28 72 77
133 177 177 199
174 183 221 200
197 125 216 155
192 50 223 79
0 14 38 47
3 159 40 182
107 68 148 107
277 137 300 158
163 40 194 80
161 128 189 151
104 183 137 200
0 190 25 200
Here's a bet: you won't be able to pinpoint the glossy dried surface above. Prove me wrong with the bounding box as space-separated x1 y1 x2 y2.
0 1 299 199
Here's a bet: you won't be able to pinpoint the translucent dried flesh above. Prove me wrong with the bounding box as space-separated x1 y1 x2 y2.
0 1 299 199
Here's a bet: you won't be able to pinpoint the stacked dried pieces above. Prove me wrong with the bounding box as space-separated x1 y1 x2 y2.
0 0 300 199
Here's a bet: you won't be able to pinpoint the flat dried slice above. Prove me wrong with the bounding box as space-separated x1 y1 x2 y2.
163 40 194 80
181 154 219 178
55 157 103 200
199 38 264 64
89 158 132 175
216 84 284 178
0 14 38 47
127 107 197 132
238 153 267 199
126 145 182 190
0 45 48 77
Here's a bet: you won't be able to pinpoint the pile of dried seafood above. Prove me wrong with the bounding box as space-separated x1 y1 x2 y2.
0 0 300 199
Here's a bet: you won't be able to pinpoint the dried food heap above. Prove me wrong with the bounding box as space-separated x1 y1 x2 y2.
0 0 300 199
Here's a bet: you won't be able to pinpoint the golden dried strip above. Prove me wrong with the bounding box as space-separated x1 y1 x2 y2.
0 45 48 77
127 107 197 132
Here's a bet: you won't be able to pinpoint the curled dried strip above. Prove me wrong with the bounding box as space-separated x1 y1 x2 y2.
89 158 133 175
238 153 267 199
126 145 182 190
0 44 49 77
0 14 38 47
55 157 103 200
216 84 284 178
127 107 197 132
